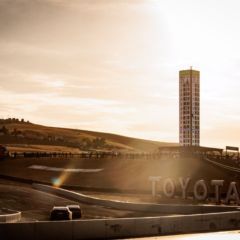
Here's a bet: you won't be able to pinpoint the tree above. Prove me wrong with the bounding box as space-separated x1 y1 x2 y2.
81 138 91 149
0 126 9 135
92 137 106 148
12 128 19 137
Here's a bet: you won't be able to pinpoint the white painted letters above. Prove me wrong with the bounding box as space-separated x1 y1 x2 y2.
149 177 240 205
163 178 175 198
225 182 240 204
211 180 224 203
179 177 191 199
193 180 208 201
149 176 161 197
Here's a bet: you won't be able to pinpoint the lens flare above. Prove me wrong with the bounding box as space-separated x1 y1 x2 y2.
51 170 72 187
51 177 61 187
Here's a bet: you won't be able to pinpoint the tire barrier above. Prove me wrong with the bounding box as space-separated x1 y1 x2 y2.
32 183 239 214
0 209 21 223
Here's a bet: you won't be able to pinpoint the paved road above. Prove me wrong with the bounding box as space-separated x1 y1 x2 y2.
0 179 165 221
127 230 240 240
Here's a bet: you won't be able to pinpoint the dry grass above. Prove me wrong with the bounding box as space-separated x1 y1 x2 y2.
1 122 177 152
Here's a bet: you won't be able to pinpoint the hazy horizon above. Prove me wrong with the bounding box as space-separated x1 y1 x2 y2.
1 0 240 148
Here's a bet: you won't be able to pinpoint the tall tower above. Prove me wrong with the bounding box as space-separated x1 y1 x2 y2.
179 67 200 146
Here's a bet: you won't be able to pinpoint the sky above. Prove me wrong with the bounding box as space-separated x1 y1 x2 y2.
0 0 240 148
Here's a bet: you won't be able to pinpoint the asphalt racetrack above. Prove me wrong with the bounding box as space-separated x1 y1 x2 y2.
0 179 165 222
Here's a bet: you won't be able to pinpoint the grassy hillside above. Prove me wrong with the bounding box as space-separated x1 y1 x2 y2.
0 119 177 152
0 155 235 193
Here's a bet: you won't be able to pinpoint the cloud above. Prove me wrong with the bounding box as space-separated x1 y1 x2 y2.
0 0 240 147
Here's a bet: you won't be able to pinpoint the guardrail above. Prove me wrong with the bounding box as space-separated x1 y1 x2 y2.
0 209 21 223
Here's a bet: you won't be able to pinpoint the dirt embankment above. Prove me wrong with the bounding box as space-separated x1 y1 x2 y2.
0 156 235 194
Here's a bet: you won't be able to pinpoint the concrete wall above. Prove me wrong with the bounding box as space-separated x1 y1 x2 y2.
1 183 236 239
0 209 21 223
1 211 240 240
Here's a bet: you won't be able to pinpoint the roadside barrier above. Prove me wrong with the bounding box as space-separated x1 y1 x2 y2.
32 183 239 214
0 209 21 223
1 184 240 239
1 209 240 239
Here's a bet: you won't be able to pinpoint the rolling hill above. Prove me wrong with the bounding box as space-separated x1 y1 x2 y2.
0 119 177 152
